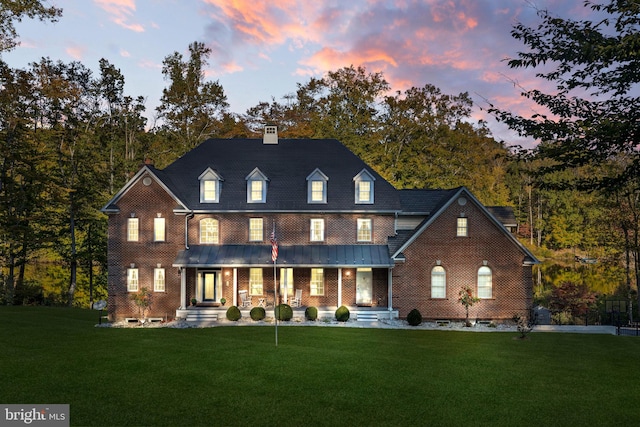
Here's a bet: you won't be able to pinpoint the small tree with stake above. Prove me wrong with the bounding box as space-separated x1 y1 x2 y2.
131 287 152 325
458 286 480 327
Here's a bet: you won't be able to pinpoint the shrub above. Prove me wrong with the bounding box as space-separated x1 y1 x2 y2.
226 305 241 321
407 308 422 326
305 306 318 321
250 306 265 321
275 304 293 321
335 305 350 322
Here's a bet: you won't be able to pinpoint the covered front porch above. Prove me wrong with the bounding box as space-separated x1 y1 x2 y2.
175 305 399 322
172 244 398 321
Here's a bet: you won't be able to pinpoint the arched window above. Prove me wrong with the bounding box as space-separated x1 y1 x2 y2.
478 266 492 299
431 266 446 298
200 218 219 244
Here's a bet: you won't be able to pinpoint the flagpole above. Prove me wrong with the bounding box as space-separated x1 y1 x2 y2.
271 223 278 346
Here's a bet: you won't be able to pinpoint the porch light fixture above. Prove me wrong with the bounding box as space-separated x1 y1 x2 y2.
345 270 351 277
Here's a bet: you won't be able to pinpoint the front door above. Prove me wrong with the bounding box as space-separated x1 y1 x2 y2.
199 271 220 302
356 268 372 306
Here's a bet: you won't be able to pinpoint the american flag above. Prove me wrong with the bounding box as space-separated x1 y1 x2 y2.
270 229 278 262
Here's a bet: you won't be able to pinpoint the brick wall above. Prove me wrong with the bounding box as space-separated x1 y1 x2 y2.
392 197 533 321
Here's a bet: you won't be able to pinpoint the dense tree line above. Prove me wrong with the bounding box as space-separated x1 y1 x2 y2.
0 1 638 322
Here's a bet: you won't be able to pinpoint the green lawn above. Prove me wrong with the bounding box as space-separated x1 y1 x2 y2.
0 307 638 427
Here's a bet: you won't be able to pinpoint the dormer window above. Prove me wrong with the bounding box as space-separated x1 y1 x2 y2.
199 168 223 203
246 168 268 203
354 169 375 204
306 168 328 204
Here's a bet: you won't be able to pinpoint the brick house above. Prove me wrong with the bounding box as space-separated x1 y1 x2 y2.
101 126 538 322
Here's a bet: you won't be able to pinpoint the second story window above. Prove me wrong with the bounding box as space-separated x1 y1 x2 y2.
200 218 219 244
127 217 139 242
246 168 268 203
457 217 468 237
310 218 325 242
249 218 263 241
357 218 372 242
306 168 328 204
154 216 165 242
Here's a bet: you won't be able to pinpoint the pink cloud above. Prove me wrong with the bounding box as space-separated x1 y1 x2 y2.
95 0 145 32
65 43 87 60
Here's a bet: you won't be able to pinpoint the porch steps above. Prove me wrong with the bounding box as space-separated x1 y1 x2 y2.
185 311 219 322
356 312 378 322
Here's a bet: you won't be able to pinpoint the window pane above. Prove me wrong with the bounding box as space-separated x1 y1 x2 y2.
249 268 263 295
203 180 216 201
154 217 165 242
127 218 139 241
358 181 371 202
457 217 468 237
250 180 263 201
357 219 372 241
200 219 219 244
310 268 324 295
249 218 263 241
280 268 294 296
310 219 324 241
311 180 324 202
154 268 165 292
127 268 138 292
478 266 492 298
431 266 446 298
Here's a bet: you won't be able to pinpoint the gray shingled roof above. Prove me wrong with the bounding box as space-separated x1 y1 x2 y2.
159 138 401 212
398 188 459 214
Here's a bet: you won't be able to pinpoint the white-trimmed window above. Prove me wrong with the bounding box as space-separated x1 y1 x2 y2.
354 169 375 204
200 218 219 244
357 218 372 242
249 268 263 295
154 217 165 242
431 266 446 298
154 268 166 292
310 218 325 242
127 268 139 292
246 168 268 203
249 218 263 242
280 268 294 297
310 268 324 296
457 217 468 237
478 266 493 299
127 217 139 242
306 168 328 203
199 168 223 203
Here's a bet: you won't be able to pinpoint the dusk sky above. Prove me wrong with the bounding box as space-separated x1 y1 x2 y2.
3 0 595 148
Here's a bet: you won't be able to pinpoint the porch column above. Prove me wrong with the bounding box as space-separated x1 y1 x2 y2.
387 268 393 312
337 268 342 307
180 268 186 309
233 268 238 306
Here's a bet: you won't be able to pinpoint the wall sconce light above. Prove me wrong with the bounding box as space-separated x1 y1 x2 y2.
177 267 182 276
225 271 230 277
345 270 351 277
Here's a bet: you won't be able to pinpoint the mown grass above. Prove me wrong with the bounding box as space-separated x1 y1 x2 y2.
0 306 638 426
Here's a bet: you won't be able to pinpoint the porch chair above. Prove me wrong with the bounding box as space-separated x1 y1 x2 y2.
239 290 252 307
290 289 302 307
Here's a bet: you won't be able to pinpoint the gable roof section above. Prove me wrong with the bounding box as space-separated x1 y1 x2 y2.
391 187 539 265
158 138 400 212
100 165 189 214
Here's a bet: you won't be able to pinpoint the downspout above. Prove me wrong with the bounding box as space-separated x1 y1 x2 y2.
185 212 194 250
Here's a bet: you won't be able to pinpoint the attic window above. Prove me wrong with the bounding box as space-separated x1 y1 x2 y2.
246 168 269 203
199 168 223 203
306 168 328 204
354 169 375 204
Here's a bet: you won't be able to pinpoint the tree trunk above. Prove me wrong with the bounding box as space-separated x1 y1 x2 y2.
67 201 77 307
